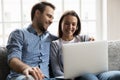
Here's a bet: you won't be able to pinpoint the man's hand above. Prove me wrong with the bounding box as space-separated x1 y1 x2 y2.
9 58 44 80
23 67 45 80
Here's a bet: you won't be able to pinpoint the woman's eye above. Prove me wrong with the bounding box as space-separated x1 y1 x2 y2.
65 23 69 25
72 24 76 26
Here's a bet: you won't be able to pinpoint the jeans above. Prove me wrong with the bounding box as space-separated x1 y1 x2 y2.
7 71 120 80
74 73 99 80
74 71 120 80
8 75 56 80
97 71 120 80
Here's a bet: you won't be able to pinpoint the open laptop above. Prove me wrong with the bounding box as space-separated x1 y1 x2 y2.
59 41 108 79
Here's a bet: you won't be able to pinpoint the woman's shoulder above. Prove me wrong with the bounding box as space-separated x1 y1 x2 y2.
52 39 60 43
75 34 90 42
51 39 62 51
51 39 61 46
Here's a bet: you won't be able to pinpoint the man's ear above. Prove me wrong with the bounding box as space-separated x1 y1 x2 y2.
35 9 41 16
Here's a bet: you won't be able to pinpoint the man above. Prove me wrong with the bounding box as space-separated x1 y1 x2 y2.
6 1 57 80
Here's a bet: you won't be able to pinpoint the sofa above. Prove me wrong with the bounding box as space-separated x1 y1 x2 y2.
0 47 10 80
0 41 120 80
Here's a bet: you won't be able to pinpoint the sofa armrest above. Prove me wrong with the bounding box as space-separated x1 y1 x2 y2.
108 41 120 70
0 47 10 80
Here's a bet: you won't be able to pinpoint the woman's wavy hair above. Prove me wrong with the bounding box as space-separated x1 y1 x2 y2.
58 10 81 38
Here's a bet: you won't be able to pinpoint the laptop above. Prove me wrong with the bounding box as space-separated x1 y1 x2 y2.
60 41 108 79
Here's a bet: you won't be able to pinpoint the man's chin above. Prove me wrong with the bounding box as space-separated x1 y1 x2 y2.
44 26 49 30
39 27 46 33
44 27 47 31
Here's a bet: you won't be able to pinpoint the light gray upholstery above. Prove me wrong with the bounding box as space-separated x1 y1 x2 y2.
108 41 120 70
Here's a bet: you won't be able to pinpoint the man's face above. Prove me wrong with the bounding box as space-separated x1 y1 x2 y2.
37 6 54 32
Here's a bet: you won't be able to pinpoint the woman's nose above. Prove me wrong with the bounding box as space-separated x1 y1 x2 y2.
68 24 73 28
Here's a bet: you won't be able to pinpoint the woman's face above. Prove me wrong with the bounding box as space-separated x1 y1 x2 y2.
61 15 78 37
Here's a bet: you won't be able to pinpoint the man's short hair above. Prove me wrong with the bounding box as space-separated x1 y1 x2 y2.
31 1 55 21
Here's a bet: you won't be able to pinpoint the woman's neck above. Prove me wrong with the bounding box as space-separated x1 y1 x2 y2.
62 35 74 41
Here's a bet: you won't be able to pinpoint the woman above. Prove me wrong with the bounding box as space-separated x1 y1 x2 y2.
50 10 120 80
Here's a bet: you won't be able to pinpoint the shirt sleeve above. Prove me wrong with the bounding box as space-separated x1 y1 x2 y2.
6 29 24 63
80 35 90 42
50 41 64 77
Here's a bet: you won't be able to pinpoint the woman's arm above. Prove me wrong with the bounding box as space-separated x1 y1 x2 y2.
50 41 64 77
80 35 95 42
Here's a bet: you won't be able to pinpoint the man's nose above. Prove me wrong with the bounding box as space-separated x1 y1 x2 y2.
49 18 53 24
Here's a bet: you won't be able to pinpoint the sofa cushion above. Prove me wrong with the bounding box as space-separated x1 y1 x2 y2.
0 47 10 80
108 41 120 70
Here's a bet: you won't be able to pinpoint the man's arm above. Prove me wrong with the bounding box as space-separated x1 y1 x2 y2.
9 57 44 80
9 58 30 73
7 30 44 79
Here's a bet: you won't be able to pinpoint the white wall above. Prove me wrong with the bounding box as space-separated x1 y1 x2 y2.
107 0 120 40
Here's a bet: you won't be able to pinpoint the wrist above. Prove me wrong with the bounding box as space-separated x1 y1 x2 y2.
22 66 31 74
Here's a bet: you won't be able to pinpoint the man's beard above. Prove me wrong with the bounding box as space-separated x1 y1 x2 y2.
37 22 46 33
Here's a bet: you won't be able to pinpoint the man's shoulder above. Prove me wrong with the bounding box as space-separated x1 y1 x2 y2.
13 24 32 34
10 28 24 35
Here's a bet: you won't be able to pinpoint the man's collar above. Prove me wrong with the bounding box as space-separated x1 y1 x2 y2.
27 24 49 36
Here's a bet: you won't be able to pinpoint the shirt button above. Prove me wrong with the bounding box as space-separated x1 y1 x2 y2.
40 52 45 56
40 52 42 56
39 59 42 63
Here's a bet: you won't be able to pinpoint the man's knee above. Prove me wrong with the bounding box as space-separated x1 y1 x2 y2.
98 71 120 80
75 73 98 80
15 75 34 80
109 73 120 80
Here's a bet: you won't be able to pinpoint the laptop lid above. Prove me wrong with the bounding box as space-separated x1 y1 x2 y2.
62 41 108 79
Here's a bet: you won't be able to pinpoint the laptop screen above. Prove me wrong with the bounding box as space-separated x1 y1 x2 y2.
62 41 108 79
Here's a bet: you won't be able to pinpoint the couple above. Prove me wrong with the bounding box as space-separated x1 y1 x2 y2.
6 1 120 80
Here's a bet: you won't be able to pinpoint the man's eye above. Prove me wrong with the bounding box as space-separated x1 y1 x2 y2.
47 14 53 18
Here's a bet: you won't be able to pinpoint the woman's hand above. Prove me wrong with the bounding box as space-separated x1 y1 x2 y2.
23 67 45 80
89 37 95 41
